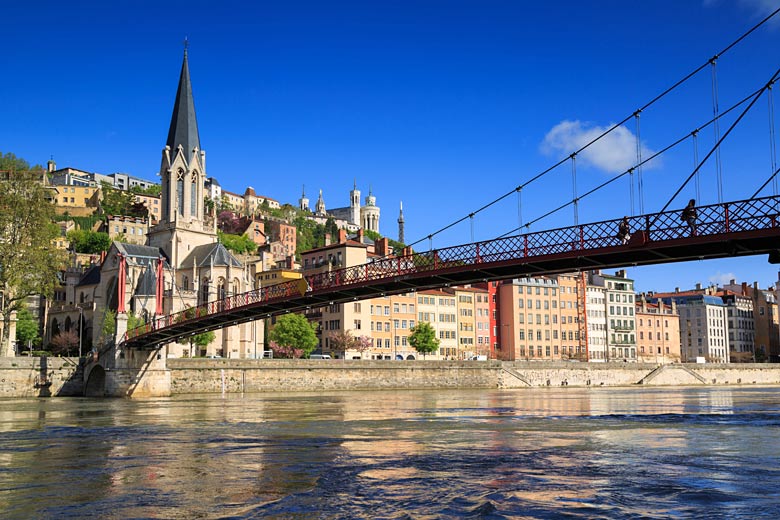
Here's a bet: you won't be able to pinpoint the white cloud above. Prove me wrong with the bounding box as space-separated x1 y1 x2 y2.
708 271 737 287
706 0 780 27
540 120 658 175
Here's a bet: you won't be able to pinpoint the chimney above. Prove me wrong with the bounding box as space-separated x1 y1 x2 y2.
357 228 364 244
695 282 702 291
324 233 331 247
675 287 680 293
377 237 389 256
730 279 736 286
338 229 347 244
742 282 748 295
286 255 294 269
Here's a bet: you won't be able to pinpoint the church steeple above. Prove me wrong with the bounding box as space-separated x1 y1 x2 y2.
166 45 201 163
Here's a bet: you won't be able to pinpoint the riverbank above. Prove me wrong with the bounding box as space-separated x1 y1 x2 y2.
3 357 780 398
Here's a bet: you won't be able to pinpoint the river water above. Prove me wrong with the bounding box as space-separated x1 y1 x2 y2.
1 386 779 519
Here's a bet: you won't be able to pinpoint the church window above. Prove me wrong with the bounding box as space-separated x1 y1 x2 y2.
176 170 185 216
190 172 198 217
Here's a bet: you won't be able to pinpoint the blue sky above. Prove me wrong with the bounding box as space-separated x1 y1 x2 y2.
3 1 780 293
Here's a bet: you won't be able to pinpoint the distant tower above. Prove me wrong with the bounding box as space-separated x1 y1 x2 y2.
315 189 326 216
349 179 361 226
397 201 405 245
360 186 380 233
299 185 310 212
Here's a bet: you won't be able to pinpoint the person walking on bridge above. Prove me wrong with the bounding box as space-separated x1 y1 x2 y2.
681 199 697 236
617 216 631 245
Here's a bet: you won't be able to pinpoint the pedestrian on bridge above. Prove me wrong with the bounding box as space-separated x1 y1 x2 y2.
617 216 631 245
681 199 697 236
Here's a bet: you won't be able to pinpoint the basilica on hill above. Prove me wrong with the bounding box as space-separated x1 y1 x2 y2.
48 49 256 359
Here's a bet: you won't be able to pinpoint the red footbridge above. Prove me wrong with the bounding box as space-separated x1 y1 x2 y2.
123 195 780 349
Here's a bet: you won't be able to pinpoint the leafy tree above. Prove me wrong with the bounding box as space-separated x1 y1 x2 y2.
67 229 112 254
177 329 216 357
408 322 440 359
0 151 39 171
130 184 162 197
99 309 116 345
15 308 40 352
99 182 138 216
50 329 79 356
218 231 257 255
0 171 66 356
268 313 318 356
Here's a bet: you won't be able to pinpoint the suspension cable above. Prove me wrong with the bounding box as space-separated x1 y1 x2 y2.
516 187 523 230
403 7 780 250
495 81 772 238
769 83 778 196
571 154 578 225
635 111 645 214
469 213 474 242
629 167 635 216
692 129 701 201
750 165 780 199
711 58 724 203
657 68 780 219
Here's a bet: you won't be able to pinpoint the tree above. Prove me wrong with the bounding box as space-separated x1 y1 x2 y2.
50 329 79 356
66 229 112 254
328 330 373 358
268 313 318 356
0 171 66 356
178 330 216 357
0 151 38 171
99 182 138 216
15 307 40 353
130 184 162 197
218 231 257 255
408 322 440 359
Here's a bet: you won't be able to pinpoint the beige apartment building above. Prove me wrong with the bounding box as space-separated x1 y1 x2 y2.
635 297 681 364
417 289 456 359
370 293 417 360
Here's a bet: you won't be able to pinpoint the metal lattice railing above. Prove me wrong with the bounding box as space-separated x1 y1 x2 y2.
125 195 780 343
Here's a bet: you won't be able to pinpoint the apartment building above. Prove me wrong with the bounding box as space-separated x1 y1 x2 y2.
635 297 681 364
417 289 456 359
590 270 638 361
585 284 608 361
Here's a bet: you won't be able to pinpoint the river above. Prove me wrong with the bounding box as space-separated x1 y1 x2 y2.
1 386 779 519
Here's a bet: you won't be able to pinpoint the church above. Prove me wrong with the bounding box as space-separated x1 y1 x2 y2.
49 49 258 359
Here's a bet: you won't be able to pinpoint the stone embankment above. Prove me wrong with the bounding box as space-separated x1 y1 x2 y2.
3 358 780 398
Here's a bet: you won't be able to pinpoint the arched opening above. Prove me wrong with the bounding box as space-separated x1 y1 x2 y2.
64 316 72 332
106 276 118 312
199 278 210 305
84 365 106 397
406 354 416 360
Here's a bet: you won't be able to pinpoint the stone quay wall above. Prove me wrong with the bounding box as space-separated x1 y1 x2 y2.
4 358 780 398
0 357 83 398
167 359 780 395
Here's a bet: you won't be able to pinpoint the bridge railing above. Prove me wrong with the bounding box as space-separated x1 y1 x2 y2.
125 195 780 343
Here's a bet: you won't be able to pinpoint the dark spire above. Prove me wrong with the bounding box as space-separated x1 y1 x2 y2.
166 46 201 160
398 201 405 244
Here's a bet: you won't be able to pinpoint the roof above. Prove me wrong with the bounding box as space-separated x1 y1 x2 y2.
135 264 158 296
166 50 201 160
77 265 101 287
179 242 243 269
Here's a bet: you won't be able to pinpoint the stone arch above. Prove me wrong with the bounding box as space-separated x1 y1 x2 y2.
51 319 60 340
217 277 227 300
84 365 106 397
232 277 241 297
406 354 416 360
64 316 72 332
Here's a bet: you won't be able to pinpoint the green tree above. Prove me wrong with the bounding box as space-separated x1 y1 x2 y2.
218 231 257 255
99 182 137 216
130 184 162 197
99 309 116 345
0 171 66 356
268 313 318 356
178 330 216 357
66 229 113 254
408 322 440 359
15 307 40 353
0 151 37 171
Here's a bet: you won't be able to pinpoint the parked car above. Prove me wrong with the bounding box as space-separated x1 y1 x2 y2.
309 354 331 360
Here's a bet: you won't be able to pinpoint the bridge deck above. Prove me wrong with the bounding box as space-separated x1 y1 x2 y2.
123 195 780 349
